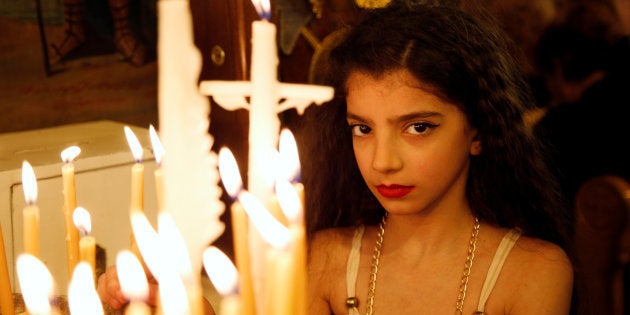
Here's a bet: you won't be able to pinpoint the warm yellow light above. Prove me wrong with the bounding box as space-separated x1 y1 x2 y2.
72 206 92 236
60 146 81 163
21 161 37 205
218 147 244 198
68 262 103 315
16 254 53 314
116 250 149 301
124 126 144 162
149 125 164 166
203 246 238 296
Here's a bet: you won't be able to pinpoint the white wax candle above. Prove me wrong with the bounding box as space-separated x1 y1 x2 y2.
249 18 279 202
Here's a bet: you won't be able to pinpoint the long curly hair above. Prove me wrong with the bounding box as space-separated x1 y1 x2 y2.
299 1 572 254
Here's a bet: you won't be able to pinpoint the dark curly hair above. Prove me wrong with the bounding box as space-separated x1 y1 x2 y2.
299 0 572 257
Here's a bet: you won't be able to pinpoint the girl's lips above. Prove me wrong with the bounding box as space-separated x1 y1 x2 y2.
376 185 414 198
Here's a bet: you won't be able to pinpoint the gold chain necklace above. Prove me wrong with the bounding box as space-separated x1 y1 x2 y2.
364 216 481 315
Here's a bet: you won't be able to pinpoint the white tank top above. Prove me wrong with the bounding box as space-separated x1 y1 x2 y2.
345 226 521 314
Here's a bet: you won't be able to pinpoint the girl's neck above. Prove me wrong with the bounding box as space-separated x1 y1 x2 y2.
381 208 476 257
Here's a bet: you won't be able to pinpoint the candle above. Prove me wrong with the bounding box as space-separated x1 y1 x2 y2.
158 212 203 315
16 254 54 315
238 191 292 314
279 129 304 205
149 125 164 212
276 179 307 315
124 126 145 262
117 250 151 315
73 207 96 281
157 0 226 288
21 161 39 256
0 224 14 315
202 246 241 315
68 262 103 315
218 148 256 315
60 146 82 278
124 126 145 212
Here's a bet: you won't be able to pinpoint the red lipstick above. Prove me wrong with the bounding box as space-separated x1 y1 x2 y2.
376 184 414 198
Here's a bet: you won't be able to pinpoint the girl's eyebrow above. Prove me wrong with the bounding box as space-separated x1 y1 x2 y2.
347 111 443 123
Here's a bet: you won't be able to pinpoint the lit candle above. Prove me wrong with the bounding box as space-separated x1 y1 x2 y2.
276 178 307 315
124 126 145 261
149 125 165 212
248 0 279 205
124 126 145 212
60 145 82 278
158 213 203 315
279 129 304 205
16 254 54 315
203 246 241 315
117 250 151 315
73 207 95 281
68 262 103 315
21 161 39 256
238 191 292 315
0 224 14 315
218 148 255 315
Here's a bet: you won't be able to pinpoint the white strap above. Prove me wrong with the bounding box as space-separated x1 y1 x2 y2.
347 225 365 315
476 229 521 313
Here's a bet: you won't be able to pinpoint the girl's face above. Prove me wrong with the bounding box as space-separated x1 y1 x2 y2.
346 69 481 216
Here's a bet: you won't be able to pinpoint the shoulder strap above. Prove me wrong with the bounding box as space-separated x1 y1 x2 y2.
476 229 521 313
347 225 365 315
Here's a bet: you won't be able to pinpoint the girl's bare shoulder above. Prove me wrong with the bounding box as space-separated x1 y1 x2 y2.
495 232 574 313
308 226 358 265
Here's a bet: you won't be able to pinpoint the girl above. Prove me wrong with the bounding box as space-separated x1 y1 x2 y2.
299 1 575 314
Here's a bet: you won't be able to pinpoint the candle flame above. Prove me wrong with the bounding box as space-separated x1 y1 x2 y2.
239 191 291 248
251 0 271 20
68 262 103 315
203 246 238 296
279 128 301 183
158 212 192 277
60 145 81 163
21 161 37 205
158 267 189 315
218 147 244 198
73 206 92 236
149 125 165 166
16 254 54 314
116 250 149 301
130 211 163 281
275 178 302 224
124 126 143 162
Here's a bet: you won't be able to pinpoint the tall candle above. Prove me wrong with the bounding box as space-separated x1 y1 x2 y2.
61 145 81 279
157 0 226 284
249 0 278 204
124 126 145 262
218 148 255 315
21 161 39 256
203 246 241 315
73 207 96 281
0 224 14 315
117 250 151 315
149 125 164 212
238 190 291 314
124 126 144 212
276 179 306 315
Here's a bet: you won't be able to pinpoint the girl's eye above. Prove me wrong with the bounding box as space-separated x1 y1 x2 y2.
406 122 437 135
350 124 372 136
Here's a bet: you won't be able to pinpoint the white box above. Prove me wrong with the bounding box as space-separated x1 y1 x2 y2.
0 120 158 294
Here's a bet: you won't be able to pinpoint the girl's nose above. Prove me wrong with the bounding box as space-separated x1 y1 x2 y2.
371 135 403 173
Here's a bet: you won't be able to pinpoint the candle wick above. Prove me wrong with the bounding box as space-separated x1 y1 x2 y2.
78 228 89 237
135 158 142 164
